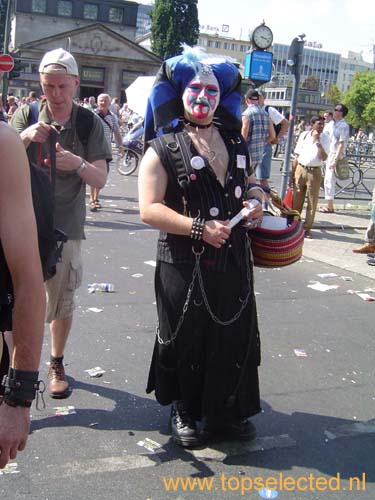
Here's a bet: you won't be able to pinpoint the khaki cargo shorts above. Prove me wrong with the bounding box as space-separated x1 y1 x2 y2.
46 240 83 323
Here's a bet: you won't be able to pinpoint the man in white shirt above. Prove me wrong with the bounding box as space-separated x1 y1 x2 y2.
319 104 350 213
292 116 330 238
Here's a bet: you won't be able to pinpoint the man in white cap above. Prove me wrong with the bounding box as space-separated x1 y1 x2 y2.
11 48 111 399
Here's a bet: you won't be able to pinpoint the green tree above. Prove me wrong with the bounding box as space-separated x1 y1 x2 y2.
325 84 341 105
151 0 199 59
301 75 319 91
343 71 375 128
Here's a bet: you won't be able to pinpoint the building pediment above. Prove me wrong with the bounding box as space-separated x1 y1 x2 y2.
18 23 161 64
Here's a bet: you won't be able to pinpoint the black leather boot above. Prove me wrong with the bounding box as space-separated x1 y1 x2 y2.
170 401 202 448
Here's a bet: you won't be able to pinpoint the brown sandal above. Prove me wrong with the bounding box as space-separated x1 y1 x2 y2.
94 199 102 209
89 201 97 212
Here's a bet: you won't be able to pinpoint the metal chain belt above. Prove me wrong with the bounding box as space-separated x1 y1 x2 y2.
156 237 252 345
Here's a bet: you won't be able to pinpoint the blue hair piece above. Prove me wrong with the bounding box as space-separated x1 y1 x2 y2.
144 45 243 143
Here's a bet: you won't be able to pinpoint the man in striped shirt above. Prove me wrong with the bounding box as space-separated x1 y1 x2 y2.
90 93 122 211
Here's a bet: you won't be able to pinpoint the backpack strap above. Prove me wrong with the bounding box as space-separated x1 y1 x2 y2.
48 128 58 200
76 106 94 147
155 131 193 191
152 131 194 215
96 110 114 132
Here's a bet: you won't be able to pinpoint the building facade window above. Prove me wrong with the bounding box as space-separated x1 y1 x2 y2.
83 3 99 21
57 0 73 17
31 0 47 14
81 66 105 84
109 6 123 23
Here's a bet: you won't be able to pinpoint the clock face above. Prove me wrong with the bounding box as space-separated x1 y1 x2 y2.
253 25 273 49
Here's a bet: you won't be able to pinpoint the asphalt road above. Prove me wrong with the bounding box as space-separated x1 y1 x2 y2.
1 164 374 500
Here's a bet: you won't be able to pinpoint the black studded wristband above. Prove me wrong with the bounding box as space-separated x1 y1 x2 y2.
190 217 205 241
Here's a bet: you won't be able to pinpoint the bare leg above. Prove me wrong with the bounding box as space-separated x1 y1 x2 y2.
50 316 73 358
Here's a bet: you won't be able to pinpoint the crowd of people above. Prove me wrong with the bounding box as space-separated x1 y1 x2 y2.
0 45 373 469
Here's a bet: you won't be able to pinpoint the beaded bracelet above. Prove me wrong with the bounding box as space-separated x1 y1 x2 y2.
190 217 205 241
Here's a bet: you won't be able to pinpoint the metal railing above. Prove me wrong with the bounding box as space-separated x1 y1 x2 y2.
277 138 375 200
334 140 375 199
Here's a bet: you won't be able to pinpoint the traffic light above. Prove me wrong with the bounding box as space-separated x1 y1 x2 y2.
9 57 24 79
287 35 305 76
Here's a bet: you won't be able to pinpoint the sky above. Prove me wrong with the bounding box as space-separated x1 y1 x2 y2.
196 0 375 63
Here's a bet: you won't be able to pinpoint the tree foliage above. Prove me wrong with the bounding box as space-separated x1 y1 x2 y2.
325 84 341 105
301 75 319 91
342 71 375 128
151 0 199 59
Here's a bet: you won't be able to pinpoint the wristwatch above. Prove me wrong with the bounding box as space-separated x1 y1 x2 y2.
315 142 321 147
76 158 87 175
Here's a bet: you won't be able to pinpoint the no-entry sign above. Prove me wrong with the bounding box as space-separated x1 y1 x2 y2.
0 54 15 72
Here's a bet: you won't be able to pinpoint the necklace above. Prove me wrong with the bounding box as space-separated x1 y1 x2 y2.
184 119 213 129
186 124 216 163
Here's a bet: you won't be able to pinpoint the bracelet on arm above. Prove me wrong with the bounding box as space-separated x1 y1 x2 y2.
190 217 205 241
1 368 45 410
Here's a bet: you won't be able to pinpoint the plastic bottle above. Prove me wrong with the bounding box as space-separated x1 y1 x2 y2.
87 283 115 293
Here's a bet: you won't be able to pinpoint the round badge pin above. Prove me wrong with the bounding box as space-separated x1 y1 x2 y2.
190 156 205 170
235 186 242 199
209 207 219 217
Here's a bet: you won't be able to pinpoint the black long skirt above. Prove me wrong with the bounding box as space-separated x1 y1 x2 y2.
146 258 261 422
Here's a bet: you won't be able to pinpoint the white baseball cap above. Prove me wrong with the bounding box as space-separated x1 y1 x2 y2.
39 48 79 76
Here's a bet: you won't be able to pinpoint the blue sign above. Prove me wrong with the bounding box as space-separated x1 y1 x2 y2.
244 50 273 84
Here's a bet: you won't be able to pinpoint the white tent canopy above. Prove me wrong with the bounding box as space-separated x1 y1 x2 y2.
124 76 156 118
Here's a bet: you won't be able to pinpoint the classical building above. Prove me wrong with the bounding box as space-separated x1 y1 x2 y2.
7 0 161 100
11 0 139 47
136 3 152 38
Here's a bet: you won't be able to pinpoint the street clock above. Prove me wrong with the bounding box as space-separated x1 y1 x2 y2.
251 23 273 50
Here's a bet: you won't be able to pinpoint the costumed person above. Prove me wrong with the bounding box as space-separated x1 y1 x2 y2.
138 45 264 448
